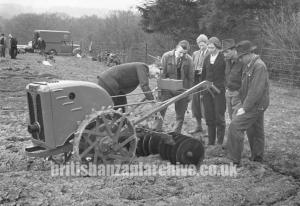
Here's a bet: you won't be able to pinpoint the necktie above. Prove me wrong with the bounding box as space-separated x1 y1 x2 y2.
176 57 182 80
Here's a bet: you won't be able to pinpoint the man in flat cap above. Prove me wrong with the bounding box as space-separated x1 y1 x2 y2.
153 40 194 133
8 34 18 59
0 33 6 57
226 40 270 166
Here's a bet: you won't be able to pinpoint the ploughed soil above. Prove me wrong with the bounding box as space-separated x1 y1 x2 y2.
0 53 299 206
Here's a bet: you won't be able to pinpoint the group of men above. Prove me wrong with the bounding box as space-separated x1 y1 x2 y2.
96 34 270 166
189 35 269 166
0 33 18 59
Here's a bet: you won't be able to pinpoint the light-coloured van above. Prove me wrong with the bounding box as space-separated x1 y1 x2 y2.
33 30 80 55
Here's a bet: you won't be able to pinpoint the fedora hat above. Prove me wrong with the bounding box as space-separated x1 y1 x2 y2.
222 39 235 51
236 40 257 57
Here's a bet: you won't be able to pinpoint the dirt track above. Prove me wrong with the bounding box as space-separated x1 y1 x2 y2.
0 53 299 205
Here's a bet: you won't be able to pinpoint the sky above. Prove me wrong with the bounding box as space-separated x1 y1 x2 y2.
0 0 143 10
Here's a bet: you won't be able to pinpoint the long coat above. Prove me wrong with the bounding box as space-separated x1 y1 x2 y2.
201 52 226 91
240 55 269 112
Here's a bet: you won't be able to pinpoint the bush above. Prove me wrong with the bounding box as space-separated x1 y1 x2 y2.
261 9 300 87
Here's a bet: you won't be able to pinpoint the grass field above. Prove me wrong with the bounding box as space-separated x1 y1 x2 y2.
0 53 299 205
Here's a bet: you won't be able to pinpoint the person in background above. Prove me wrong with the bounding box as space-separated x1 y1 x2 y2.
222 39 244 120
9 34 18 59
201 37 226 145
153 40 194 134
0 33 5 57
97 62 155 113
189 34 210 134
226 40 269 166
107 53 121 66
38 37 46 55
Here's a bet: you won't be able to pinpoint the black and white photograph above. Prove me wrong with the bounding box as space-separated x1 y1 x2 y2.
0 0 299 205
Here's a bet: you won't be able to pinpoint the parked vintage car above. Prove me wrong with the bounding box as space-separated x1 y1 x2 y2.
17 41 34 54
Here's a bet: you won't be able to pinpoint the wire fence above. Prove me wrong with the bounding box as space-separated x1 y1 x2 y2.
260 47 300 88
94 42 300 89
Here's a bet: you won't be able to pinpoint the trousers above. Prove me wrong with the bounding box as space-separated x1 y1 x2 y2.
226 108 265 163
191 92 203 121
98 78 127 113
203 89 226 144
153 89 189 133
225 90 241 120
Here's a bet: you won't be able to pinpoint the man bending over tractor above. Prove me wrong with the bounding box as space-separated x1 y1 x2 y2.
97 62 155 112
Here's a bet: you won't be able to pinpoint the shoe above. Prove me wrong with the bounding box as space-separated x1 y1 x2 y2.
226 155 241 167
249 156 263 163
233 162 242 168
188 126 203 134
221 143 227 150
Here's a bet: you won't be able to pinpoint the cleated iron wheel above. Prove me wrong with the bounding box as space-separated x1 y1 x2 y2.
142 133 151 156
170 135 189 164
73 110 137 165
148 134 161 155
136 137 144 157
135 127 146 157
158 139 168 160
176 138 205 166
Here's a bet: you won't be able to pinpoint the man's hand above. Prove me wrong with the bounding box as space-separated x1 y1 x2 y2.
195 67 203 75
236 108 245 116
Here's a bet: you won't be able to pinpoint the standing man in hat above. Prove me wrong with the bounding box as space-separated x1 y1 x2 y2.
0 34 5 57
37 37 46 56
189 34 210 134
222 39 244 120
153 40 194 133
8 34 18 59
201 37 226 145
226 40 269 165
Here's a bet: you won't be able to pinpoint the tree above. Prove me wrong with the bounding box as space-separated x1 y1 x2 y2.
138 0 200 42
198 0 300 40
138 0 300 43
4 13 72 44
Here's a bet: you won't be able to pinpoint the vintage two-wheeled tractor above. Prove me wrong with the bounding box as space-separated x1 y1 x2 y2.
25 79 219 166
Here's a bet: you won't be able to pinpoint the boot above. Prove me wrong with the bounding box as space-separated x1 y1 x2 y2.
188 119 203 134
216 125 225 145
207 126 216 145
249 156 263 163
